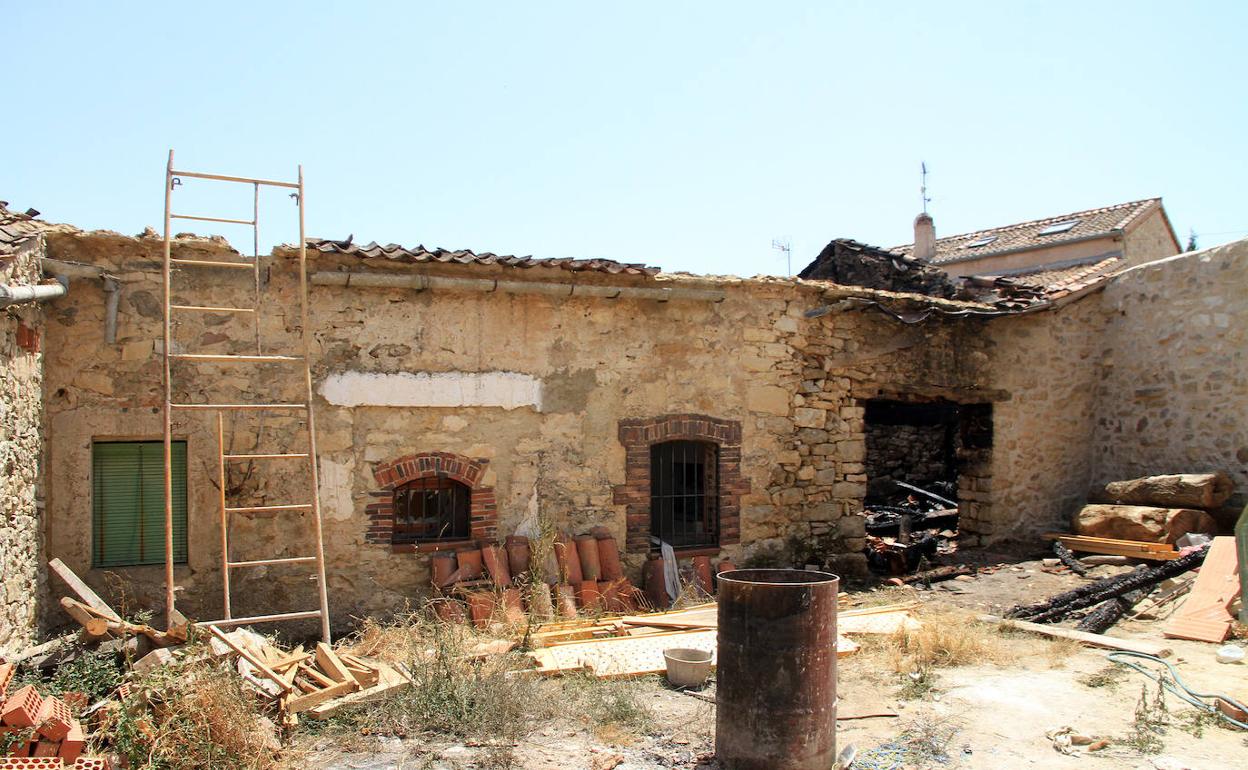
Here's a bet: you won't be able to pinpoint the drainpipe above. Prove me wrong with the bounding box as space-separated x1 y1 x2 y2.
0 278 68 308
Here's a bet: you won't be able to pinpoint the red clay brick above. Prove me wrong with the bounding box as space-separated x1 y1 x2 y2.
34 697 72 741
2 686 44 728
73 759 114 770
57 722 84 764
0 664 13 698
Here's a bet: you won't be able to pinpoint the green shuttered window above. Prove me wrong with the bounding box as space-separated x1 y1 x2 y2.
92 441 188 567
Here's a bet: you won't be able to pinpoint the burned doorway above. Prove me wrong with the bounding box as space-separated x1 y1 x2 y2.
863 399 992 567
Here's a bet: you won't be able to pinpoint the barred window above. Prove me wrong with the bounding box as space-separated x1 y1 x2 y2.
393 476 470 543
650 440 718 548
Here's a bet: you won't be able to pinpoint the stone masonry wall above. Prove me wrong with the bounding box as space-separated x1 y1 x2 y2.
0 237 46 653
1093 239 1248 515
864 422 951 499
38 230 1036 629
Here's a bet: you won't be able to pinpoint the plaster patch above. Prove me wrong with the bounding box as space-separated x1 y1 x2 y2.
318 456 357 521
320 371 543 411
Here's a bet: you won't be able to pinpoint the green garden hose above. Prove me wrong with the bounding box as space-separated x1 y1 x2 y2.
1105 651 1248 730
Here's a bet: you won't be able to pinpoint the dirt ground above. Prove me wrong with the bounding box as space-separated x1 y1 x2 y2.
299 553 1247 770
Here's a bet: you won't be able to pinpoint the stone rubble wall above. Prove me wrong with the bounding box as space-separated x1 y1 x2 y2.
0 237 46 653
864 422 952 500
1093 239 1248 515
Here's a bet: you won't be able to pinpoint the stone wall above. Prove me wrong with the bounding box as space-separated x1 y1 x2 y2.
864 421 952 500
39 230 1035 628
1092 239 1248 516
0 237 47 653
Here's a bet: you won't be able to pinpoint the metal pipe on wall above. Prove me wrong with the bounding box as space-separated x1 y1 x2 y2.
716 569 840 770
0 280 67 308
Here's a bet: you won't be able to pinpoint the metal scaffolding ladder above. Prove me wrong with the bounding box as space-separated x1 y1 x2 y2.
161 149 331 641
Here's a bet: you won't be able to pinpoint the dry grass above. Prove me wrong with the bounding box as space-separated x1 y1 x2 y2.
869 608 1010 674
99 650 291 770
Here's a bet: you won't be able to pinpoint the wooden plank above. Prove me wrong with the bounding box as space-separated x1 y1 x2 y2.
285 678 357 713
314 643 355 684
838 610 921 636
979 614 1172 657
1042 532 1174 551
206 626 295 693
1163 536 1240 643
299 663 338 689
1050 536 1181 561
49 558 121 622
305 663 411 720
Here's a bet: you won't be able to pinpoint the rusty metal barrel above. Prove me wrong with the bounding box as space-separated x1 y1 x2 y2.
715 569 839 770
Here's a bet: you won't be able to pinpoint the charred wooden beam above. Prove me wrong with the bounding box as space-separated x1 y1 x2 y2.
1053 541 1090 577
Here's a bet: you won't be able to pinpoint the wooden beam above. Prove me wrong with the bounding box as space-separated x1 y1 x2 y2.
979 614 1172 657
206 626 294 693
49 559 121 622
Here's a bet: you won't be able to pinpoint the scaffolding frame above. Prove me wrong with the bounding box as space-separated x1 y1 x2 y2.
161 149 331 641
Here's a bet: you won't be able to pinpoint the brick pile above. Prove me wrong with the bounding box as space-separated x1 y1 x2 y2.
0 663 112 769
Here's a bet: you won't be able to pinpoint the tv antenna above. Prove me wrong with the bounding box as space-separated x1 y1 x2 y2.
920 161 932 214
772 237 792 276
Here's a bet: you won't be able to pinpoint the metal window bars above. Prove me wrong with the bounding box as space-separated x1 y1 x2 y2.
392 478 471 544
649 440 719 548
161 149 332 641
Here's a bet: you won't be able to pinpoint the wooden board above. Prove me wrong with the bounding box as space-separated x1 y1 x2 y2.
980 615 1172 657
1163 536 1240 643
1046 534 1181 561
305 662 411 720
1042 532 1174 551
49 558 122 622
528 629 857 678
838 610 921 636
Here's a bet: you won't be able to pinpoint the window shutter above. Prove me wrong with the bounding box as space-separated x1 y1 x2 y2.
93 441 187 567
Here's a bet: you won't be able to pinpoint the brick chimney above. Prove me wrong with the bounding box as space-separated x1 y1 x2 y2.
913 213 936 262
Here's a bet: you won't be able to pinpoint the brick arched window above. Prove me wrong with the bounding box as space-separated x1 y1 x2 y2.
614 415 749 554
366 452 496 552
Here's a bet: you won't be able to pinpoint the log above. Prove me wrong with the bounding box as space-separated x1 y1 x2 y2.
1052 541 1089 577
1072 504 1216 544
980 615 1172 657
1007 546 1209 623
1096 473 1233 509
1074 588 1146 633
899 564 972 585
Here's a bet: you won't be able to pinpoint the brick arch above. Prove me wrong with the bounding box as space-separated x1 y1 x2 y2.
366 452 497 550
613 414 749 553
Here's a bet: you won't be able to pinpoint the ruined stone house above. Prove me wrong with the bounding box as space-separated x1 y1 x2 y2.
2 196 1243 649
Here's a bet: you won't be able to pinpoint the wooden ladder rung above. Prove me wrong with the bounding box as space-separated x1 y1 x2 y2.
171 402 307 411
227 556 318 569
196 610 322 628
170 304 256 313
171 353 303 362
226 503 313 514
170 258 255 269
223 453 310 460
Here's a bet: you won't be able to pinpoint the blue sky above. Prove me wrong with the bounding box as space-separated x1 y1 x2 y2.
6 2 1246 276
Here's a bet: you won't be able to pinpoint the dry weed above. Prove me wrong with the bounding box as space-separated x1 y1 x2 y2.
875 608 1007 673
102 651 289 770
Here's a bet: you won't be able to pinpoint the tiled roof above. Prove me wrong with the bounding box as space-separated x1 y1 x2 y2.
889 198 1163 265
960 254 1127 308
307 236 660 276
0 202 48 256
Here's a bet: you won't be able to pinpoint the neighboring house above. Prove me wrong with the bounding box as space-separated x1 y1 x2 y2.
888 198 1180 284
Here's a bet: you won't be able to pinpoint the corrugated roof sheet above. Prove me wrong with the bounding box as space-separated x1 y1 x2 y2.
307 236 660 276
890 198 1162 265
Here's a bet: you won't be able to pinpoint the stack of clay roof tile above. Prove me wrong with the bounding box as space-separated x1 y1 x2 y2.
0 663 111 769
431 529 649 628
307 236 660 276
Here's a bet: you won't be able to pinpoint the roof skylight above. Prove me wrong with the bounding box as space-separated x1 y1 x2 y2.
1037 219 1079 235
964 235 998 248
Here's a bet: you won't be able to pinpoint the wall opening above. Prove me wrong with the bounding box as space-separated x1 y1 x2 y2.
863 399 993 553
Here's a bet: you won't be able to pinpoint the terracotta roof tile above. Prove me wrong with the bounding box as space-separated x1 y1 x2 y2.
890 198 1161 265
307 237 660 276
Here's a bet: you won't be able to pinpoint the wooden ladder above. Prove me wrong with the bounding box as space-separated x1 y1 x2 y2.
161 149 331 641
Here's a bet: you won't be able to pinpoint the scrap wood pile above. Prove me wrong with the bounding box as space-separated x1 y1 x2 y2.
430 527 732 629
1022 472 1242 645
519 600 920 678
203 626 410 722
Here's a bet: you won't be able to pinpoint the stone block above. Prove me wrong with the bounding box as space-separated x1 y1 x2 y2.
831 481 866 499
747 385 791 416
792 408 826 429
